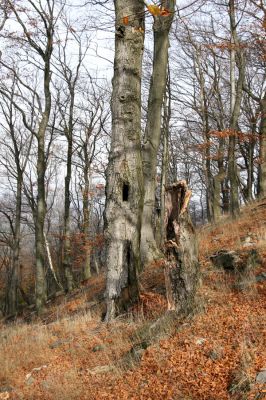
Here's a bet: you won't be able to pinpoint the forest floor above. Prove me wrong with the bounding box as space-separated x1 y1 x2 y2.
1 200 266 400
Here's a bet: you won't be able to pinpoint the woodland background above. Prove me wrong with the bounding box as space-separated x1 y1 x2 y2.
0 0 265 317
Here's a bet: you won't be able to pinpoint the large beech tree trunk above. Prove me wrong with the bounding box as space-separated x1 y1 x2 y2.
141 0 175 266
163 181 199 315
104 0 144 321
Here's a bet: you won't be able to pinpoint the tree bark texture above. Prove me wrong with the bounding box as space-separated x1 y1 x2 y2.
160 77 170 246
104 0 145 321
163 181 199 315
141 0 175 266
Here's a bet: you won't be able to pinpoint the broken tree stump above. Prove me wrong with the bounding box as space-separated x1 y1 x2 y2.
163 181 199 315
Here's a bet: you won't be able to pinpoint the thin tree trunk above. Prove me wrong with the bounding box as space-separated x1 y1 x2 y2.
6 173 22 316
94 253 99 275
83 166 91 280
63 130 74 292
35 48 53 313
62 82 77 292
104 0 145 321
44 233 63 290
195 47 213 222
228 0 245 217
35 127 48 312
258 93 266 198
141 0 175 266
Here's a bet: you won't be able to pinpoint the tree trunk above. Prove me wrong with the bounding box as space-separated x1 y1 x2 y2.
63 85 76 292
35 128 48 313
228 0 245 217
258 92 266 198
104 0 145 321
163 181 199 315
63 132 74 292
160 77 170 246
35 54 52 313
83 166 91 280
141 0 175 266
213 169 226 221
6 173 22 316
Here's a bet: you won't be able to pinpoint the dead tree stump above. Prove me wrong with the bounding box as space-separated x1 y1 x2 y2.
163 181 199 315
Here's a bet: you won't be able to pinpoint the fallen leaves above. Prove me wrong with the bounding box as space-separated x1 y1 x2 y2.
1 201 266 399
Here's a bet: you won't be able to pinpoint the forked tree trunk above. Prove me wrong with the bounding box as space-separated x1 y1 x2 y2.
163 181 199 315
141 0 175 266
104 0 145 321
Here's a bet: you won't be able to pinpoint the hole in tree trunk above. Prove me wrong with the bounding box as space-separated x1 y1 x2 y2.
122 183 129 201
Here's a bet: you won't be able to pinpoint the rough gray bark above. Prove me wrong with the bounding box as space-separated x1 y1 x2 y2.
163 181 199 315
104 0 145 321
160 74 170 247
141 0 175 266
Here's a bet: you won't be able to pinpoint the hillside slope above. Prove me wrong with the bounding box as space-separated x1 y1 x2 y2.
0 200 266 400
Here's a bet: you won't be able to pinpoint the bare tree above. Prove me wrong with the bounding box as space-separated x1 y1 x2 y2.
54 20 89 292
2 0 61 312
0 81 32 315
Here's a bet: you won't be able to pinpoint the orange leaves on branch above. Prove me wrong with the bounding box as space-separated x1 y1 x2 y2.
210 129 236 138
147 5 171 17
210 129 259 142
160 7 171 16
122 4 171 22
204 41 247 52
237 131 259 143
147 5 161 16
122 16 129 25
